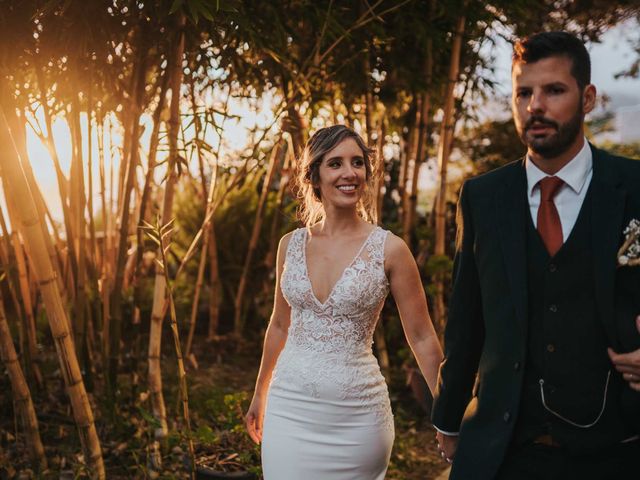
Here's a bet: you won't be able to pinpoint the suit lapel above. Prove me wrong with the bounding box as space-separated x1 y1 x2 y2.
590 146 626 346
495 160 529 333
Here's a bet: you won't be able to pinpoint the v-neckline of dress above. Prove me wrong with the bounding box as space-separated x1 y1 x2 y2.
302 226 378 308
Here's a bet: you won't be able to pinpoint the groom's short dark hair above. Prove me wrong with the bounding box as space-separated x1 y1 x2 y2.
512 31 591 90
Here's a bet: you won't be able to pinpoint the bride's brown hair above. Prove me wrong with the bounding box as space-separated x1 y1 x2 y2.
295 125 378 227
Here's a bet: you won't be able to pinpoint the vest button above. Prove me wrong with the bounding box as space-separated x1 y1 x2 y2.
547 344 555 353
503 412 511 423
514 361 521 371
549 263 557 272
549 304 558 313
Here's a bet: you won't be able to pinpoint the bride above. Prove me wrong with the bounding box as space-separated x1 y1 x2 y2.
245 125 443 479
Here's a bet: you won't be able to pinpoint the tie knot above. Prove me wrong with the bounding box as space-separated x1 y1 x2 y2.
538 176 564 201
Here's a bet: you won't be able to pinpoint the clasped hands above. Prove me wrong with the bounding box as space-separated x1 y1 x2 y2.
436 431 457 464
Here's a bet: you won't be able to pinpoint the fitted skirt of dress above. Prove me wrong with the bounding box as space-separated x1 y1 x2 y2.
262 354 394 480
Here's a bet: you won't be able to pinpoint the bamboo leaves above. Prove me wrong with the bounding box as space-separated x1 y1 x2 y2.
141 218 176 273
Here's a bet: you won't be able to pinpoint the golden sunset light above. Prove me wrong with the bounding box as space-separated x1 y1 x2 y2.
1 2 639 479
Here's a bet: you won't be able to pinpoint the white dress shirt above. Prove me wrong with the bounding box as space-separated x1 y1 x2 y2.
526 139 593 239
434 140 593 437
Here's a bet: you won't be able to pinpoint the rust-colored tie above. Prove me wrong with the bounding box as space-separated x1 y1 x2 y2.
537 176 565 256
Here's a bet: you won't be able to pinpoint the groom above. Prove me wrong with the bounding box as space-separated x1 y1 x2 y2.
431 31 640 479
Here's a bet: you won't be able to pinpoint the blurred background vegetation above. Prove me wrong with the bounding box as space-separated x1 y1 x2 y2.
0 1 639 478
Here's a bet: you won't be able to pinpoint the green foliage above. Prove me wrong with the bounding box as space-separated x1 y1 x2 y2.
595 141 640 160
138 405 164 431
424 255 453 298
171 170 298 336
458 118 526 175
198 390 261 474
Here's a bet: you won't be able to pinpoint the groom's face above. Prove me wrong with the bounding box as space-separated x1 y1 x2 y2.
511 55 595 161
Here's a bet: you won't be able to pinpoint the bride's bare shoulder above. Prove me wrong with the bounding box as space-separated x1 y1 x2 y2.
277 228 301 254
383 231 414 267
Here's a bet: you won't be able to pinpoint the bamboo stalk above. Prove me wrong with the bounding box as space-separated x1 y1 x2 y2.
184 229 208 360
183 78 210 361
1 80 66 299
375 121 387 222
402 96 422 244
148 12 186 466
86 83 102 361
403 94 432 243
0 289 46 471
3 196 43 388
107 28 151 396
398 97 418 221
129 69 169 401
35 69 79 296
97 113 112 370
0 107 105 479
403 1 435 242
0 208 27 343
70 100 90 380
265 141 292 269
207 225 221 341
233 140 282 337
143 219 195 478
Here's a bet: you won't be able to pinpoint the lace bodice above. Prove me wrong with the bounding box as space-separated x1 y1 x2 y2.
271 225 393 429
280 226 390 355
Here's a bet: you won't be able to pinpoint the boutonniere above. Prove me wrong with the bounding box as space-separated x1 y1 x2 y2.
617 219 640 267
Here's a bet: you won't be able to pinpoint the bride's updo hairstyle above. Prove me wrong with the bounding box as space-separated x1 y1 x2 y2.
295 125 377 227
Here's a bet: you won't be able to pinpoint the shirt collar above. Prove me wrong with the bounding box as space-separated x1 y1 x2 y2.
525 138 592 197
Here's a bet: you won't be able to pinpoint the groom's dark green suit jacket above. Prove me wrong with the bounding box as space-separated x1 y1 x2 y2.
431 144 640 479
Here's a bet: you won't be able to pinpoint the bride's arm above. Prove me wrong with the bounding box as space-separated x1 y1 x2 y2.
385 233 443 394
246 233 292 443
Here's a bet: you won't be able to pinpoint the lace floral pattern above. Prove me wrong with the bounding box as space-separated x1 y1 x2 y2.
273 226 393 429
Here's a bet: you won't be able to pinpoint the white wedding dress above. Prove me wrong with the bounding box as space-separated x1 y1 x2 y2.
262 226 394 480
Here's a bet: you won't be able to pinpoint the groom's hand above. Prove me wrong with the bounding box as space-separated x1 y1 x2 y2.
608 315 640 392
436 431 458 464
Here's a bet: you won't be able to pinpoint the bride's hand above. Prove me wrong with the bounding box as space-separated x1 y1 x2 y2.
436 431 458 464
245 395 265 444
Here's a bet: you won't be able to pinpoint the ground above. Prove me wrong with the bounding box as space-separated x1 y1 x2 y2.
0 337 448 479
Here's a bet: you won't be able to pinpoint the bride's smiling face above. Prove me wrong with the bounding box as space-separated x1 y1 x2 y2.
315 137 367 210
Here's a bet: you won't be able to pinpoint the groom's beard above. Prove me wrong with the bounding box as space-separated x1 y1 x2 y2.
518 106 583 159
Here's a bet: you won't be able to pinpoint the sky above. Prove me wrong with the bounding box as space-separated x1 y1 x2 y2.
487 18 640 112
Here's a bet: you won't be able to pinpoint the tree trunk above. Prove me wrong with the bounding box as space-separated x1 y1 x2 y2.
433 14 466 336
0 107 105 479
0 289 46 471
